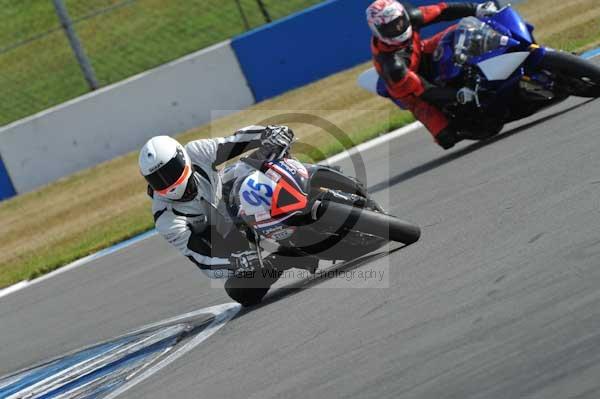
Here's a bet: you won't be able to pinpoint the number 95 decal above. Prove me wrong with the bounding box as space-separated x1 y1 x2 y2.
242 178 273 206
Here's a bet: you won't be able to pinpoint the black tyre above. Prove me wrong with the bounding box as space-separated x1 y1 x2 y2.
538 51 600 97
224 282 268 307
224 270 279 307
316 201 421 245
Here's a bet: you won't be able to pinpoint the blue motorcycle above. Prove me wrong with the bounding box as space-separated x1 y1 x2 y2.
359 5 600 140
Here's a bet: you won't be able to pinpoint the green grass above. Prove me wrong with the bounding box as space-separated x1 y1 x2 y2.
20 211 153 282
545 17 600 53
0 0 322 125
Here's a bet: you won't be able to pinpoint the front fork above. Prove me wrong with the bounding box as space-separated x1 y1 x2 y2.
520 44 562 100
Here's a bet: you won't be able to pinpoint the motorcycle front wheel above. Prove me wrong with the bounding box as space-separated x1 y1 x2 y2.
539 51 600 98
316 201 421 245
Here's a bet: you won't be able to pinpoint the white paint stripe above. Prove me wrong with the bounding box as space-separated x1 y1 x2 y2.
323 121 423 165
103 302 240 399
0 281 29 298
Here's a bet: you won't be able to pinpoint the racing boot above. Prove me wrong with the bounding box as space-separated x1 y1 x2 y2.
407 96 460 150
435 127 461 150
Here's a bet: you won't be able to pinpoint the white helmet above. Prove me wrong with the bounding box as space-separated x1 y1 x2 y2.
139 136 194 200
366 0 413 46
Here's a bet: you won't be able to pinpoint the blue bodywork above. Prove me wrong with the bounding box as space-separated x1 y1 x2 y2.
380 6 550 112
434 6 540 81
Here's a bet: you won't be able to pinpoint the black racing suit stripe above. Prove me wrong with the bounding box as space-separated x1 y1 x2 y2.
186 224 251 271
214 141 261 166
376 51 411 83
438 2 478 21
171 208 206 218
406 2 478 28
153 208 167 222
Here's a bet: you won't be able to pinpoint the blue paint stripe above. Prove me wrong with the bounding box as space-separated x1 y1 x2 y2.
0 338 132 397
0 154 16 201
581 47 600 59
38 335 179 398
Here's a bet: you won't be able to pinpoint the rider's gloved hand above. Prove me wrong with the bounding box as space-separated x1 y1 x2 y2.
476 1 498 18
261 125 294 154
230 250 261 273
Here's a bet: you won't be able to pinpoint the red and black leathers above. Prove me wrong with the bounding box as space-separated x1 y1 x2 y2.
371 2 480 140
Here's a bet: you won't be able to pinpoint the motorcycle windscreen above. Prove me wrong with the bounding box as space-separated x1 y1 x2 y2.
491 6 533 44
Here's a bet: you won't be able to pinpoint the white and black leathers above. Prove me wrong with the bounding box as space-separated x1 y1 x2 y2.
149 126 271 279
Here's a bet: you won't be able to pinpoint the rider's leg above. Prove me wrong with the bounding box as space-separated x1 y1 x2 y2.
420 85 458 107
402 95 460 150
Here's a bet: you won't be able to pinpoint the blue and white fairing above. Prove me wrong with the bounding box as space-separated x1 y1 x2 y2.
358 6 551 104
433 6 534 83
237 158 309 242
434 5 562 104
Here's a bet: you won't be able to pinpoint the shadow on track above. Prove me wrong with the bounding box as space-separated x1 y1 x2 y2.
368 99 595 194
232 244 406 319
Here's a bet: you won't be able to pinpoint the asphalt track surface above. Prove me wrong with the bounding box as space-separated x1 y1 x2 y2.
3 95 600 398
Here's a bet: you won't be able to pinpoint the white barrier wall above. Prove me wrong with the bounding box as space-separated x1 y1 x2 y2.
0 41 254 194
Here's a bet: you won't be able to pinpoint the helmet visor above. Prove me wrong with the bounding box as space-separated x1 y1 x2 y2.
145 148 188 192
377 13 410 39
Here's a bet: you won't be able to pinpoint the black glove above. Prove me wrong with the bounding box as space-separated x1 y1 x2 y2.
229 250 261 273
260 125 294 157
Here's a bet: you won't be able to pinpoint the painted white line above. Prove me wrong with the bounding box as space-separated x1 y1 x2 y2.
323 121 423 165
0 122 422 300
0 281 29 299
103 302 240 399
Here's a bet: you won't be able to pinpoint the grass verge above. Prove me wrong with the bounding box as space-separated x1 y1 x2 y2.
0 0 322 125
1 0 599 288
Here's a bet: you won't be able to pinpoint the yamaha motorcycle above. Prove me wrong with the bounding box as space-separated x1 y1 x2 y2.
359 5 600 140
221 144 421 305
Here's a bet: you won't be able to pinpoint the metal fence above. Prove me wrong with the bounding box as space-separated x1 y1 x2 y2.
0 0 324 127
